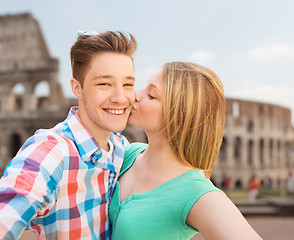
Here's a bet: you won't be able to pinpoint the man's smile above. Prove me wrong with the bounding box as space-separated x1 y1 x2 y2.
103 108 127 115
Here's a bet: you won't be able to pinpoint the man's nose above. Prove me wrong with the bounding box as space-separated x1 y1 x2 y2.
110 86 127 104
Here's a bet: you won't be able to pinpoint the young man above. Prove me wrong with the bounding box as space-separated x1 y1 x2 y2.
0 31 137 240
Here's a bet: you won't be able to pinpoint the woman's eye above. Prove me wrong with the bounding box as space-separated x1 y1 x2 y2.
148 93 156 100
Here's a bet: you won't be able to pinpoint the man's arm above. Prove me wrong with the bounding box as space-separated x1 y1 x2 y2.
0 133 65 240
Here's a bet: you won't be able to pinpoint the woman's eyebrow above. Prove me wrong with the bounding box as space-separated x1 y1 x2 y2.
147 83 160 92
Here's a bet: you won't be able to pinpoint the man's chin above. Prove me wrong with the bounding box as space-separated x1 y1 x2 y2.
126 120 138 128
112 124 128 133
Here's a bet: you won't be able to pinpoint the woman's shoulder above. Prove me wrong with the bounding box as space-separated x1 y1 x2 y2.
170 170 224 228
175 170 223 199
125 142 148 155
120 142 148 175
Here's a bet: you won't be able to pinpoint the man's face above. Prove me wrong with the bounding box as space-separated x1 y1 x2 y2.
73 52 135 136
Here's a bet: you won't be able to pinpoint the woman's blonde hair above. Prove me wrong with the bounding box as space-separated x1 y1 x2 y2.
162 62 226 179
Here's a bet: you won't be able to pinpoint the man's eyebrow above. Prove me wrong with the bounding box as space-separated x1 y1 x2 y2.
126 76 135 81
93 75 112 79
93 75 135 80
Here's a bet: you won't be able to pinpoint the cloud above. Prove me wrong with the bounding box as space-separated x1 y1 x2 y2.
135 66 159 90
229 82 294 124
249 44 294 61
229 83 294 110
189 50 216 64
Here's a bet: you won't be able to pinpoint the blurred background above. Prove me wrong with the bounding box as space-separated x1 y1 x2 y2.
1 1 294 239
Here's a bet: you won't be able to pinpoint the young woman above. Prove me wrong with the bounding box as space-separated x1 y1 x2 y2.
109 62 262 240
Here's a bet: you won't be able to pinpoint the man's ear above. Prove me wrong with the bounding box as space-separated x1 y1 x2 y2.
71 78 83 99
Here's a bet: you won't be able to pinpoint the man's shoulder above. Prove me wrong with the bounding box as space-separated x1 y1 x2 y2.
3 129 76 179
20 128 76 155
35 129 71 144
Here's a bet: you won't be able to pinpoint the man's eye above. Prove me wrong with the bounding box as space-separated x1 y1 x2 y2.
124 83 134 87
97 83 110 86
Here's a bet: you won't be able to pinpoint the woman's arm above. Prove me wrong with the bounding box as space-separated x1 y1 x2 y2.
186 191 263 240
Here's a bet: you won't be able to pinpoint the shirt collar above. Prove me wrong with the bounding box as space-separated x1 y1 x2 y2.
65 107 125 169
65 107 100 163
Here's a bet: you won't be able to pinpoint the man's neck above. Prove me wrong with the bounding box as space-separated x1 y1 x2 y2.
76 108 111 151
88 128 111 151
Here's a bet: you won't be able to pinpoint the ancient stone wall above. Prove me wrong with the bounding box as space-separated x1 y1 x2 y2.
213 98 294 190
0 13 68 174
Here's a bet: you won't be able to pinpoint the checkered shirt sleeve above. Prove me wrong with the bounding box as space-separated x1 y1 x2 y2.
0 107 126 240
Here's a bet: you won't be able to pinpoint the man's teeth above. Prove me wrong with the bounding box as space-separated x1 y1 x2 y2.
105 109 124 115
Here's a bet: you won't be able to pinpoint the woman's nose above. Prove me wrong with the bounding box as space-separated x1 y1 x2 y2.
135 90 143 102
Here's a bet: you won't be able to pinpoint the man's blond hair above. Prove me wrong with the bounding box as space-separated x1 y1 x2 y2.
70 31 137 87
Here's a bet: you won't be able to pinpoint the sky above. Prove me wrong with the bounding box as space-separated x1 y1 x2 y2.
1 0 294 122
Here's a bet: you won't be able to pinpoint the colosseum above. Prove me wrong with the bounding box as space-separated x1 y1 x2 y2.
0 13 293 191
0 13 69 174
213 98 294 190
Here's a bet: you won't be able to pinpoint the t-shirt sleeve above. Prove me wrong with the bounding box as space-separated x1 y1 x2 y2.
175 172 224 229
120 143 148 176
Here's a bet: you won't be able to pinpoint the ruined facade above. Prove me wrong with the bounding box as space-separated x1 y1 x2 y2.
0 13 69 174
213 98 294 190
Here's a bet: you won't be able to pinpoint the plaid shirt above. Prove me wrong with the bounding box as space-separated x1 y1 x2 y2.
0 107 127 240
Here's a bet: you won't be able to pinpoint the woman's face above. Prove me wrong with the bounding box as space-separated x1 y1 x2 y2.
128 70 163 134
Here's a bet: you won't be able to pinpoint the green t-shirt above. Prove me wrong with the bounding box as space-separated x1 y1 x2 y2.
109 143 223 240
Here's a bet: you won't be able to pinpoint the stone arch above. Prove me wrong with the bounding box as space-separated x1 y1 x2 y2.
234 179 243 189
232 101 240 119
248 139 254 166
259 105 265 128
9 133 22 158
285 141 291 168
292 141 294 168
33 80 51 109
219 137 227 161
8 82 26 111
247 120 254 133
269 139 274 168
234 137 241 163
0 84 2 112
276 178 282 189
35 80 50 97
277 140 281 167
259 139 264 167
259 104 264 115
